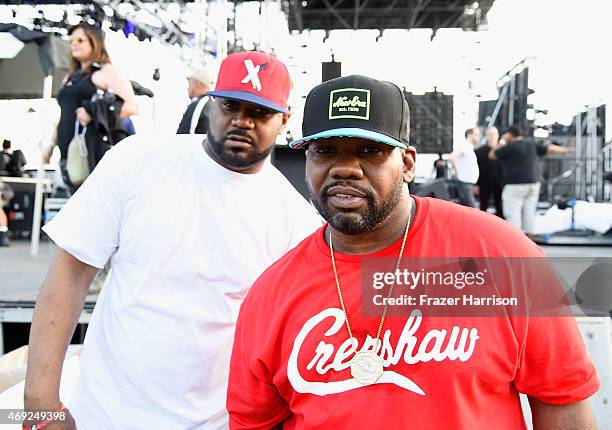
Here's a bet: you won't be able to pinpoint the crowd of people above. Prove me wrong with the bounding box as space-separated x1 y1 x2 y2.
446 124 575 235
0 22 596 430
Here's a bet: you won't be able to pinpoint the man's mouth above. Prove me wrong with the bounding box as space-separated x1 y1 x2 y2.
326 185 368 209
224 134 253 149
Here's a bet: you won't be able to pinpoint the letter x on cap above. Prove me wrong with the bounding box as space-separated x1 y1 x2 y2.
290 75 410 149
207 51 290 113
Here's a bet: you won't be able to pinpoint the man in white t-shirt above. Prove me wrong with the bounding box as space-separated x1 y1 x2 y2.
24 51 321 430
449 127 480 208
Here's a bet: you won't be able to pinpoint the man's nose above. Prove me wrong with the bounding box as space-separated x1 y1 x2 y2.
329 153 364 180
231 109 255 129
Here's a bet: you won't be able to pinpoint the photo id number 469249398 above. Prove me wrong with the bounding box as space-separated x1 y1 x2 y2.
1 409 67 425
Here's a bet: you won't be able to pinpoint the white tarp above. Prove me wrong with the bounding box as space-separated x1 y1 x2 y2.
0 32 24 59
534 201 612 235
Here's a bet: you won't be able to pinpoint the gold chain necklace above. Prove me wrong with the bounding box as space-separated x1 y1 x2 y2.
329 210 411 385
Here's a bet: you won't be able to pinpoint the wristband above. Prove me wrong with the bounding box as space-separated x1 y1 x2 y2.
22 402 66 430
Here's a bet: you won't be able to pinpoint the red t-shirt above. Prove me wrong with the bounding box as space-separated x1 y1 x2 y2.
228 196 599 429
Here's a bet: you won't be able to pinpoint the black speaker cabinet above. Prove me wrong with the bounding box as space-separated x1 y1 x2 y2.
271 146 309 200
322 62 341 82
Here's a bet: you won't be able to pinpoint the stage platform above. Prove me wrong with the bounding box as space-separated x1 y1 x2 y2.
533 231 612 247
0 239 97 353
1 237 609 325
1 237 610 304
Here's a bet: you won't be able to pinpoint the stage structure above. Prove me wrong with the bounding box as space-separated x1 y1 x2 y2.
404 90 454 154
0 24 69 99
544 105 609 204
4 1 214 62
478 61 532 135
94 0 195 48
282 0 495 32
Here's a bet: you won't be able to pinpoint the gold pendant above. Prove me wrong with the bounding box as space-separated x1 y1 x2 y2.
350 350 384 385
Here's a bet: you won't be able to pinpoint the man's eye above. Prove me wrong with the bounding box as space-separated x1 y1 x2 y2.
222 101 238 111
252 107 272 116
360 146 382 154
312 146 335 154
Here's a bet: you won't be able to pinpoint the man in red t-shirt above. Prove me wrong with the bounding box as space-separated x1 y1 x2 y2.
227 75 599 429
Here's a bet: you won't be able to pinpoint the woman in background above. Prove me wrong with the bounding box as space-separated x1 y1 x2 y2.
55 23 137 187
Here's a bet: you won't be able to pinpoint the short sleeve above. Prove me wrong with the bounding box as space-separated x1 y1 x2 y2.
42 143 129 268
451 145 465 158
514 315 599 404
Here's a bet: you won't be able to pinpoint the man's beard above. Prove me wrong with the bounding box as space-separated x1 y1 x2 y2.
206 129 273 170
308 175 405 235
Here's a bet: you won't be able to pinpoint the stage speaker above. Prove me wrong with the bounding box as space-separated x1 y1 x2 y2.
404 91 454 154
322 62 341 82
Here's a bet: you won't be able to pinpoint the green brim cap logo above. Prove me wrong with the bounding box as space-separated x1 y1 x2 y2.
329 88 370 120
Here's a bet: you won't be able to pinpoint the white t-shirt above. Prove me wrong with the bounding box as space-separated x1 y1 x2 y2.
42 134 322 430
452 140 479 184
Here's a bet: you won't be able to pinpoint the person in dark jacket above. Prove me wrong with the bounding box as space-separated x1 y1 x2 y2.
176 68 214 135
0 140 12 176
82 91 129 170
56 23 137 190
0 140 27 177
475 127 504 218
489 125 574 233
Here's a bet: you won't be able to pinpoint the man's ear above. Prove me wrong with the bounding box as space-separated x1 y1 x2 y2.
402 146 417 183
278 112 292 134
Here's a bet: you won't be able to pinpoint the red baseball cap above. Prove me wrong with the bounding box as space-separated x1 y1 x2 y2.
207 51 290 113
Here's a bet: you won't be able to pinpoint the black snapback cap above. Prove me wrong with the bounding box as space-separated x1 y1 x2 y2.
289 75 410 149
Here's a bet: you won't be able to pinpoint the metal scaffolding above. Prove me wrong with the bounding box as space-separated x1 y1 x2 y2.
282 0 495 32
544 105 610 204
95 0 192 47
